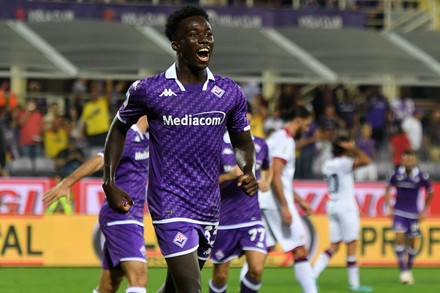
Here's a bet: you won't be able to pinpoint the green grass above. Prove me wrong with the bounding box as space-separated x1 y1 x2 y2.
0 267 439 292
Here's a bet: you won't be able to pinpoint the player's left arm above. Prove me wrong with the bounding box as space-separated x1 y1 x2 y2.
340 141 371 169
420 175 434 220
229 130 258 196
294 190 312 216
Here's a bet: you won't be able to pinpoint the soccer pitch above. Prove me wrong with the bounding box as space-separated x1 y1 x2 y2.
0 267 439 292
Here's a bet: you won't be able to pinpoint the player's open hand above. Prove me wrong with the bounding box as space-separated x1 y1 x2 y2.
281 206 292 225
237 173 258 196
102 182 133 214
42 181 71 206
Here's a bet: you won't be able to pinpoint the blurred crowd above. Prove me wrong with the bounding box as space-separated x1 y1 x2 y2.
0 79 438 181
242 82 440 181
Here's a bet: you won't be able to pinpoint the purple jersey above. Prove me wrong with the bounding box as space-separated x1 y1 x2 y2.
99 125 149 225
388 166 433 219
219 133 270 226
117 64 249 223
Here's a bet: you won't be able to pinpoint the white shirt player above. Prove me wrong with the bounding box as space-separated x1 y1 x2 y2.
258 129 295 211
322 155 360 243
322 156 357 205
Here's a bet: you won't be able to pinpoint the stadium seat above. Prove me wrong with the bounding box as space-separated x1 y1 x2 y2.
7 157 34 177
34 157 57 177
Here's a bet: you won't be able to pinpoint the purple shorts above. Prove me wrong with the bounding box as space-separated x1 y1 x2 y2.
210 223 267 264
101 224 146 269
154 221 218 260
393 215 421 237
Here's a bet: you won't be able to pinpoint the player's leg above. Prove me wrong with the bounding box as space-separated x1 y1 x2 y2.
313 242 340 279
155 222 216 293
94 268 124 293
405 219 421 285
241 250 265 293
292 246 317 293
209 262 230 293
120 261 147 293
157 251 202 293
313 210 342 279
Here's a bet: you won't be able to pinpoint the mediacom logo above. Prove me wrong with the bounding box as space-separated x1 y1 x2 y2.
163 111 226 126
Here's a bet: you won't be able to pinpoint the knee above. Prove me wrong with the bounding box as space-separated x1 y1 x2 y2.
247 263 264 281
126 270 148 288
212 269 228 285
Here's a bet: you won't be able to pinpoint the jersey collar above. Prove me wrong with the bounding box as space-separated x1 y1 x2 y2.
165 63 215 92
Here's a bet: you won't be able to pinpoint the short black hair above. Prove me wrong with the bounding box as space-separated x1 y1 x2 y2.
402 149 417 157
165 6 209 42
280 105 310 122
332 135 351 157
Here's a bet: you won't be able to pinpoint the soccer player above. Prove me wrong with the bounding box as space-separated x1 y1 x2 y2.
312 136 373 292
258 105 318 293
102 6 258 293
384 150 434 285
42 116 149 293
209 102 270 293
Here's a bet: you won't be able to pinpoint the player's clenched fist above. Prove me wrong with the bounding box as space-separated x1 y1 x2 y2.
102 182 133 213
237 173 258 196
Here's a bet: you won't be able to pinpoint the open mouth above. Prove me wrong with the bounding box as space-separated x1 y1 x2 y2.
197 48 210 62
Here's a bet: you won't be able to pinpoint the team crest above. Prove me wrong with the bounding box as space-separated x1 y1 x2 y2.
211 85 225 98
173 232 188 248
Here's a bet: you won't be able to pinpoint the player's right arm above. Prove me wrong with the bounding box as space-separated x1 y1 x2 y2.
271 157 292 225
102 117 132 214
42 155 104 206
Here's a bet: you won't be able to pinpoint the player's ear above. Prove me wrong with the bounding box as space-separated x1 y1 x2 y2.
171 41 179 51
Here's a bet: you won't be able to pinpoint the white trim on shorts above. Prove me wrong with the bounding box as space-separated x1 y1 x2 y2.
163 244 199 259
210 254 239 264
107 220 144 227
218 220 264 230
242 246 268 255
152 217 219 226
120 257 147 263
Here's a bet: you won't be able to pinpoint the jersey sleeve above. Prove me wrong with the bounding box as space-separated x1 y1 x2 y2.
226 83 250 133
261 140 270 170
270 135 290 162
421 172 434 193
117 80 147 126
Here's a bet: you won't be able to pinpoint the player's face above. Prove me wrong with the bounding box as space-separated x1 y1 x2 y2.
298 116 312 136
173 16 214 70
402 153 417 168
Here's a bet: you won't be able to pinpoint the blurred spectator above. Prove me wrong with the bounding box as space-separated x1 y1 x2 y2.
389 124 411 168
0 81 18 112
319 104 346 130
240 80 260 101
44 116 69 159
55 137 86 179
276 84 298 116
27 81 48 114
263 108 283 137
16 98 44 159
336 88 360 137
295 120 320 179
80 84 110 147
363 86 390 152
354 123 378 181
108 80 128 116
426 109 440 162
43 102 62 131
312 123 337 177
390 88 415 128
312 84 339 124
249 93 268 138
401 109 423 157
65 107 86 149
0 123 7 176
